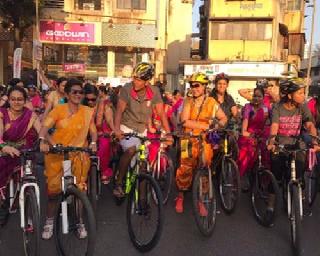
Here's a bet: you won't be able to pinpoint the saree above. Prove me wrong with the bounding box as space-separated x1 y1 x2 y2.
0 107 37 190
43 104 93 195
176 97 218 191
237 103 270 177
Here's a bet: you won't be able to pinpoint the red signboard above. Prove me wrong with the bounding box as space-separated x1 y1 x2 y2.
40 21 95 44
63 63 86 73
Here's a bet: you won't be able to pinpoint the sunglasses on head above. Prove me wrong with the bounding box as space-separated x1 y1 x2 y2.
86 97 97 102
70 89 84 95
190 83 202 89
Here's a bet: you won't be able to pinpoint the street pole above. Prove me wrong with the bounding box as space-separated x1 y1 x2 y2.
35 0 40 88
306 0 316 97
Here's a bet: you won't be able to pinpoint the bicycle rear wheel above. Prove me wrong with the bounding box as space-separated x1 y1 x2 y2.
88 163 98 214
192 168 217 236
54 186 96 256
152 153 174 205
251 168 279 227
127 173 164 252
23 188 40 256
218 157 240 214
305 168 319 207
290 184 302 256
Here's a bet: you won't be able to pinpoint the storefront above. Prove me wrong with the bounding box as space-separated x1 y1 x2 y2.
40 20 103 79
184 62 287 105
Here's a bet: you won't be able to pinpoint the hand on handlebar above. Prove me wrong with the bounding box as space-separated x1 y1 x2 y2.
2 145 20 157
114 129 124 140
267 144 276 152
40 140 50 153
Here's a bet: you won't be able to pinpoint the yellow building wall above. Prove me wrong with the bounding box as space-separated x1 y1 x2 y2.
210 0 275 18
208 40 271 61
284 11 303 33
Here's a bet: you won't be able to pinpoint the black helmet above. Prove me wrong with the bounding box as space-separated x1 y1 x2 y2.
256 79 270 89
214 72 229 84
132 62 155 81
279 78 305 96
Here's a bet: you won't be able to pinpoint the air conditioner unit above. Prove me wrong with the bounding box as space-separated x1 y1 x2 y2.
281 49 289 61
83 3 95 10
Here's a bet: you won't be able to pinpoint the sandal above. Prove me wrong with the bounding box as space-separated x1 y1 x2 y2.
113 185 124 198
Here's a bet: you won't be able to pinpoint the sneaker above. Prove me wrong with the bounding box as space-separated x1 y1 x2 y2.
198 201 208 217
41 219 53 240
77 224 87 239
175 196 184 213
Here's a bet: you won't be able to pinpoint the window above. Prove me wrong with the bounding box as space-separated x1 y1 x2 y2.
117 0 146 10
75 0 101 10
314 68 320 76
211 22 272 41
87 47 107 65
287 0 301 11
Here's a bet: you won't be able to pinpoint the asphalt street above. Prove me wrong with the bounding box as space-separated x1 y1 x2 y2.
1 169 320 256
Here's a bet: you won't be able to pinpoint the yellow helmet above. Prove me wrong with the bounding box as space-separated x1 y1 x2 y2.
189 72 209 85
132 62 155 81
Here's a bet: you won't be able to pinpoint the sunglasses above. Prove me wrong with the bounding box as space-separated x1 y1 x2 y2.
190 83 202 89
86 97 97 102
70 89 84 95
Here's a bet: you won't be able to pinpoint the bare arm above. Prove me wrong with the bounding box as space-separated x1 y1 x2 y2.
32 114 41 134
238 89 253 101
104 104 115 131
42 99 53 121
114 99 127 133
155 103 171 133
305 121 317 137
241 118 250 137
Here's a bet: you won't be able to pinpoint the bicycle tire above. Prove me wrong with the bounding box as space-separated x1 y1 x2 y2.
290 184 302 256
88 163 98 214
23 188 40 256
218 157 240 214
127 173 164 252
192 168 217 237
54 186 97 256
251 168 280 227
152 153 174 205
305 169 319 207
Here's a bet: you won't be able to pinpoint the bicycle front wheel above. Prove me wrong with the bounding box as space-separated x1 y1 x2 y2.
251 168 279 227
54 186 96 256
127 173 164 252
23 188 40 256
290 184 302 256
219 157 240 214
152 153 174 205
192 168 217 237
87 163 98 214
305 169 319 207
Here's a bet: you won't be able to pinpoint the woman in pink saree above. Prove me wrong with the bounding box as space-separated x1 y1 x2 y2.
237 87 270 177
0 86 40 223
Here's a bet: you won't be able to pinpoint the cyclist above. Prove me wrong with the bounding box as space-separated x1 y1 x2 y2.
175 72 227 214
95 85 115 184
39 78 97 240
0 86 41 225
238 79 279 109
267 78 318 222
26 84 43 113
210 73 238 123
42 77 67 119
237 87 270 178
113 62 171 198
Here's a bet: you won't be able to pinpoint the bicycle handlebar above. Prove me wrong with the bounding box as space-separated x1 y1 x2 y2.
49 145 92 154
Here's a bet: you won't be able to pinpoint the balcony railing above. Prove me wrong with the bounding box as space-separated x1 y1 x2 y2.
43 0 64 9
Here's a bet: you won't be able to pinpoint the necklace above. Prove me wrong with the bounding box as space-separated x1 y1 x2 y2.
8 109 23 120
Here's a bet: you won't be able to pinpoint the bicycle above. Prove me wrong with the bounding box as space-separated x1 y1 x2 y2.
148 134 174 205
87 154 100 214
249 136 279 227
273 140 309 256
116 133 164 252
175 130 217 237
211 128 240 214
48 145 96 256
1 147 41 256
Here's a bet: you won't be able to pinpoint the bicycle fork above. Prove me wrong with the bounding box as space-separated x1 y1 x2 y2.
287 159 303 219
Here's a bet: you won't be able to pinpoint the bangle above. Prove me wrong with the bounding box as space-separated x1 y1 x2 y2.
90 142 96 145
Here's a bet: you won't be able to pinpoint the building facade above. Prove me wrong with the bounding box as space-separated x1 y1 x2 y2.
40 0 193 89
193 0 305 105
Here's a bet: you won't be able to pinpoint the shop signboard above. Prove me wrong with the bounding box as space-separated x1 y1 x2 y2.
40 21 95 44
184 63 286 78
63 63 86 73
98 77 132 87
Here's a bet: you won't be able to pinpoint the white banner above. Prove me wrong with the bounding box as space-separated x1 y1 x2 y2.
13 48 23 78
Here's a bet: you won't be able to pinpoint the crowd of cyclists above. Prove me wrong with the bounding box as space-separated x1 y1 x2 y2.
0 61 320 254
